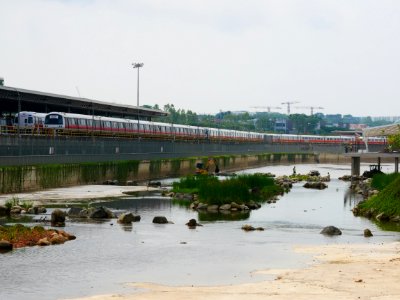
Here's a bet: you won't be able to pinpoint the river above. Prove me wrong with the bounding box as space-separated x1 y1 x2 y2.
1 163 399 300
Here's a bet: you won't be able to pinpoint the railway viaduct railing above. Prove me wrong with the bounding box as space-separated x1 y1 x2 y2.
0 134 383 167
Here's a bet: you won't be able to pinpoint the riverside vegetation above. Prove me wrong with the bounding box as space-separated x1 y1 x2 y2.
171 174 284 211
353 173 400 222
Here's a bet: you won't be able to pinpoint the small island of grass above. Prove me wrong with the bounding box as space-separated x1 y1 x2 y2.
171 174 284 210
0 224 76 252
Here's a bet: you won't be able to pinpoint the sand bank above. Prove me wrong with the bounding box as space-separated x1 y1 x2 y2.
0 185 157 205
69 241 400 300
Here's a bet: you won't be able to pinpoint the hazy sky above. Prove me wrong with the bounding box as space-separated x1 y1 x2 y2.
1 0 400 116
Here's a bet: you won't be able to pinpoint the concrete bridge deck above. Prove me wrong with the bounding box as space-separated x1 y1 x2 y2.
344 152 400 175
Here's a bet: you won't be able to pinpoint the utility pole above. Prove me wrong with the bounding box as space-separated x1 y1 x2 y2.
132 62 144 134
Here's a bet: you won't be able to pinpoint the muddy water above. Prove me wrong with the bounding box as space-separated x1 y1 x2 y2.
1 163 399 300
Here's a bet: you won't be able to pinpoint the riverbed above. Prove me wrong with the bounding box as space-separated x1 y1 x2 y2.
1 163 399 300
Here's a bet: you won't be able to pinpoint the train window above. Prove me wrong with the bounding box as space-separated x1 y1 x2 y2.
28 117 33 124
45 114 63 125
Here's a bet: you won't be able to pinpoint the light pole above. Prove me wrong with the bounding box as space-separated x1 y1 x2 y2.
132 62 144 135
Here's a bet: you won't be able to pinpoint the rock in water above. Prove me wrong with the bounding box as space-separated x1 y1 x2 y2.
320 226 342 236
51 209 66 227
364 228 373 237
118 212 136 224
152 216 169 224
0 205 8 217
0 240 13 252
186 219 202 228
67 207 83 218
241 224 255 231
89 207 115 219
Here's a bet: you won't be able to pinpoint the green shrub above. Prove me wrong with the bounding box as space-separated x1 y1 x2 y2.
173 174 282 206
371 173 400 191
359 176 400 216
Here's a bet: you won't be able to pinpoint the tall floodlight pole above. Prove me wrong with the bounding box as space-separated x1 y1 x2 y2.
132 63 144 135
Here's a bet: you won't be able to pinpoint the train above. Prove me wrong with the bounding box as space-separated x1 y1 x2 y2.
14 111 46 130
1 111 388 147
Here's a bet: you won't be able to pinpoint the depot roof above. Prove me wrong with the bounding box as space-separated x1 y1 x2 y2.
0 85 167 120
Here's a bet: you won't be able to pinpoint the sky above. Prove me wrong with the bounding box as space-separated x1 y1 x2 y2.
1 0 400 117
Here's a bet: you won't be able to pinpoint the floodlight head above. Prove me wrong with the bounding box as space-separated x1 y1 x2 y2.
132 63 144 68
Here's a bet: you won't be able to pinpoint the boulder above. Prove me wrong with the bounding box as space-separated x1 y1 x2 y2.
231 202 242 209
56 230 76 240
51 209 66 227
37 238 51 246
186 219 202 228
196 203 208 210
207 205 219 212
390 216 400 222
376 212 390 222
242 224 255 231
320 226 342 236
67 207 84 218
246 201 259 210
239 204 249 211
152 216 169 224
219 204 231 211
34 206 47 214
10 206 22 214
0 205 7 217
308 170 320 176
364 229 373 237
189 202 198 210
303 182 328 190
89 206 115 219
148 181 161 187
0 240 13 252
49 233 67 245
118 212 140 224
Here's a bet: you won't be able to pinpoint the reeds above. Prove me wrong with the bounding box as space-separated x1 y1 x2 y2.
173 174 283 205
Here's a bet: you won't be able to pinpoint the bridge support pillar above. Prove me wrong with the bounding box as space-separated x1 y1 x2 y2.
351 156 361 176
395 157 399 173
377 157 381 170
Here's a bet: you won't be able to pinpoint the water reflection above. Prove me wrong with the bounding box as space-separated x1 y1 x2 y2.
343 188 363 208
198 210 250 221
94 197 173 212
119 223 133 232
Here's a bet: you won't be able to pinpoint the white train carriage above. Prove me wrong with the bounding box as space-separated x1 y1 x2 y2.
14 111 46 131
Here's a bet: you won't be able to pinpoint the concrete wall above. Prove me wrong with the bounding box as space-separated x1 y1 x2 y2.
0 153 319 194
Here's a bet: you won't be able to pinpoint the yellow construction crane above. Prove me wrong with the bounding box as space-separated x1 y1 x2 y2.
295 106 324 115
251 106 282 113
281 101 300 115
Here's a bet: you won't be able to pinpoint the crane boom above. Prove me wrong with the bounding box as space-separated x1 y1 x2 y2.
295 106 324 115
281 101 300 115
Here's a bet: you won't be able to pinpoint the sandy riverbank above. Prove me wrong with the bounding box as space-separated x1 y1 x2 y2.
0 185 157 205
69 241 400 300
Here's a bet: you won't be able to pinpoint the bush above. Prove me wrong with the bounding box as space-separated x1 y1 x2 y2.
173 174 282 206
359 176 400 217
371 173 400 191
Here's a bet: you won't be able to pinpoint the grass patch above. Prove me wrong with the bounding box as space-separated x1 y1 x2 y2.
371 173 400 191
358 175 400 217
172 174 283 206
0 224 53 248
